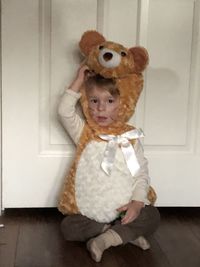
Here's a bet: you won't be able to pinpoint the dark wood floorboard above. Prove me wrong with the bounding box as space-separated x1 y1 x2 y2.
1 208 200 267
154 208 200 267
0 217 19 267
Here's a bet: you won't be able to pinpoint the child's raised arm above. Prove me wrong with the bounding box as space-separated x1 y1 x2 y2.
58 65 89 144
69 64 89 92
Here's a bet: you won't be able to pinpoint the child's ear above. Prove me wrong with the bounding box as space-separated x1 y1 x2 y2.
129 47 149 73
79 30 106 56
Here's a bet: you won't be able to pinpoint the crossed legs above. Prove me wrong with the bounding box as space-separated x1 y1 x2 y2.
61 205 160 262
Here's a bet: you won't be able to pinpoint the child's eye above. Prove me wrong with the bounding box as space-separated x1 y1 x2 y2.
108 99 114 103
90 99 98 104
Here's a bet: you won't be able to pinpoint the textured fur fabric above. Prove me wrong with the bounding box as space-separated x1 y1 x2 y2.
58 30 157 219
76 140 134 223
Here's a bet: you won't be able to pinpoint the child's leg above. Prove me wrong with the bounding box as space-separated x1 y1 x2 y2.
87 205 160 262
112 205 160 244
87 229 123 262
60 214 109 242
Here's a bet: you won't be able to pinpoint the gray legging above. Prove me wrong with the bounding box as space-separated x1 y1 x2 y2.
60 205 160 244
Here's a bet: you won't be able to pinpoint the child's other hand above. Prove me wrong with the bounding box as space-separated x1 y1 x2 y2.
117 200 144 225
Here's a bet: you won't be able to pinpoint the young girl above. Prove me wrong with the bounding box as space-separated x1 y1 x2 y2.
58 65 160 262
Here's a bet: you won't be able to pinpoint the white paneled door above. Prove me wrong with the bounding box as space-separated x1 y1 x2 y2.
2 0 200 209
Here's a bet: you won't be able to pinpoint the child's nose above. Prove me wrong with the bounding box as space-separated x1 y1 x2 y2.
98 101 106 111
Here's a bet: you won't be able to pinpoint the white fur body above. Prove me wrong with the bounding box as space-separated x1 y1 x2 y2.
75 140 135 223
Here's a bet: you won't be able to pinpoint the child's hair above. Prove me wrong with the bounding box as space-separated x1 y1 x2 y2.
85 74 120 97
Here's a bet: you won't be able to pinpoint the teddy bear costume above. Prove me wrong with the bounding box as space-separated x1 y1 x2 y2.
58 31 157 223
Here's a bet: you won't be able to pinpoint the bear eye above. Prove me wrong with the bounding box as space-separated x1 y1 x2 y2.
121 51 127 57
99 45 104 50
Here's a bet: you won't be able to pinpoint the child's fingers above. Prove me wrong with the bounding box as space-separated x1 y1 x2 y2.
121 210 132 224
77 65 89 80
121 216 130 225
121 211 137 225
79 64 89 72
117 204 128 212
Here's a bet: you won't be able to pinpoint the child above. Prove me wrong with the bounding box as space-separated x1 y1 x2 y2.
58 65 160 262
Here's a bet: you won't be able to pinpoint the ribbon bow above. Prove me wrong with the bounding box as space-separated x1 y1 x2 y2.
99 129 144 176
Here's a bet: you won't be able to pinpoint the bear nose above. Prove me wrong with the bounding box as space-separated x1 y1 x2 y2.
103 52 113 61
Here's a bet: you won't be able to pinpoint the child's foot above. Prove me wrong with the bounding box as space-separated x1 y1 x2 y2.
87 237 103 262
129 236 150 250
86 229 122 262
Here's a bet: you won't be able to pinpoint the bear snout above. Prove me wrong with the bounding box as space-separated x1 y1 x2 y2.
98 48 121 68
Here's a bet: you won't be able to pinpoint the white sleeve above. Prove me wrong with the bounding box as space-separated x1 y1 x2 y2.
131 140 150 204
58 89 85 144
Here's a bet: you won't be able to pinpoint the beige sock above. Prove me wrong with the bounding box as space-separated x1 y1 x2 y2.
87 229 123 262
129 236 150 250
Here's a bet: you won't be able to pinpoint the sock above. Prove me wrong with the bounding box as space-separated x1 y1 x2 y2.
129 236 150 250
87 229 123 262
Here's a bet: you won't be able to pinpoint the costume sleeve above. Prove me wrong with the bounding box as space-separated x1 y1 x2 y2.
131 140 150 205
58 89 85 144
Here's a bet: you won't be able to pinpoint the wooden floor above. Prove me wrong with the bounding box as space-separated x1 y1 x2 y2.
1 208 200 267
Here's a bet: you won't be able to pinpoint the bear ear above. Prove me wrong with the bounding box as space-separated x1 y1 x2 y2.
79 30 106 56
129 47 149 73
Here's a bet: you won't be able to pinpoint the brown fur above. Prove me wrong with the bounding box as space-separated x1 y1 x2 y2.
79 30 106 56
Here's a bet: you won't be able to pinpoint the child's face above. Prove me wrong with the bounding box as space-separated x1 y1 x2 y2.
87 86 120 127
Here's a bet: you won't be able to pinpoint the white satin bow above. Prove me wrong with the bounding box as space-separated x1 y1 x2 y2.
99 129 144 176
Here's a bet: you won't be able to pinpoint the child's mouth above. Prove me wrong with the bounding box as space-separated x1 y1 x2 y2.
97 116 107 122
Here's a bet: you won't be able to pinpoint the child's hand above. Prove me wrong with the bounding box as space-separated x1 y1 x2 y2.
117 200 144 225
69 64 89 92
